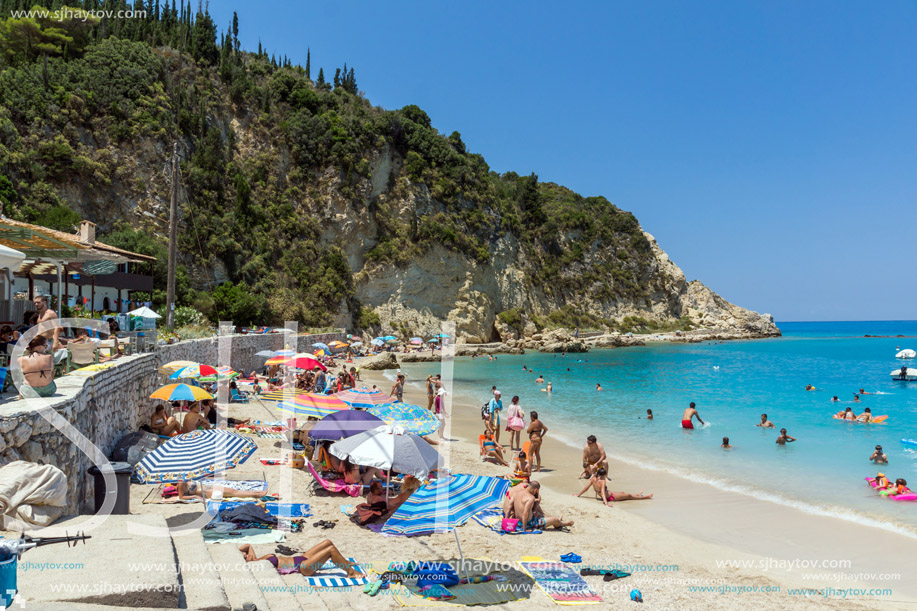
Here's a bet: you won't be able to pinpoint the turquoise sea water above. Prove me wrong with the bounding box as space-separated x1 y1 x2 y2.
399 321 917 534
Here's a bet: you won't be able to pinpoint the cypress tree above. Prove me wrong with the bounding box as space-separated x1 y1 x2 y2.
333 68 341 88
317 67 325 86
257 40 262 56
305 48 310 79
232 11 239 53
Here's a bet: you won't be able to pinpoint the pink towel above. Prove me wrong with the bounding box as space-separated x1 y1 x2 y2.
307 462 361 497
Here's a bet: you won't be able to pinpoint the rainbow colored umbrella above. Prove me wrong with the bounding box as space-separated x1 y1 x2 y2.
335 387 394 410
198 366 240 382
368 402 439 436
169 363 219 380
276 393 351 419
158 360 199 374
150 383 213 402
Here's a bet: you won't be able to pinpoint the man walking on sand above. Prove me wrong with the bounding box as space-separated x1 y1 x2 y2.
682 402 704 429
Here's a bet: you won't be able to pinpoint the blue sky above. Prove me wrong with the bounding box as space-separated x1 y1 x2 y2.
210 1 917 322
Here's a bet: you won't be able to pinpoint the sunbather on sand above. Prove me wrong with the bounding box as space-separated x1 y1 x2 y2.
516 482 572 531
573 468 653 506
238 540 361 577
150 405 180 436
177 481 275 501
342 458 384 485
386 476 422 514
481 434 509 466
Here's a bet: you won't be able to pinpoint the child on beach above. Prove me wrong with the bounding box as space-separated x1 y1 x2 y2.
888 478 911 498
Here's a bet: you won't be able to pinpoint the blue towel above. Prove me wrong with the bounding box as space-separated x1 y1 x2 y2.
206 501 311 517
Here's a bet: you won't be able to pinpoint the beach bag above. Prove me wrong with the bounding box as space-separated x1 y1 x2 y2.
507 406 525 431
501 518 519 532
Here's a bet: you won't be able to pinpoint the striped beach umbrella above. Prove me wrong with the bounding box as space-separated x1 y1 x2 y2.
276 393 351 419
336 387 394 410
312 342 330 352
264 355 289 365
383 474 510 535
135 429 257 483
368 402 439 436
150 383 213 402
169 364 219 380
330 425 442 478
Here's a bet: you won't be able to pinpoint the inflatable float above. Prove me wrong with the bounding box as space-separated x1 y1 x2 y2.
865 477 917 501
832 414 888 423
901 439 917 447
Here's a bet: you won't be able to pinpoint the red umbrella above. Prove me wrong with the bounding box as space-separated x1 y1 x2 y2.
279 353 327 371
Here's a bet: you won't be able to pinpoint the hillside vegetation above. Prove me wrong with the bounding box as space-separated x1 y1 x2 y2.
0 1 669 332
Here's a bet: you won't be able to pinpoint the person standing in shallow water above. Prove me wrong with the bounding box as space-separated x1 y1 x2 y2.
681 402 703 429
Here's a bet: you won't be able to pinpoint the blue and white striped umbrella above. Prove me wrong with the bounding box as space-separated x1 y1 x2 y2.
135 429 257 483
383 474 510 535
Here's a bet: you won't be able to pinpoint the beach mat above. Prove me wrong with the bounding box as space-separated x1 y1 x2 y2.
472 507 541 535
202 528 284 545
303 557 368 588
519 561 602 605
394 559 530 606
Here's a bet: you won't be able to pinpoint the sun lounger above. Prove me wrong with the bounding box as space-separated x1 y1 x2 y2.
307 461 362 497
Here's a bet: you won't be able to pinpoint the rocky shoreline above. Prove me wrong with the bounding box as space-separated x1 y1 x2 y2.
357 326 781 368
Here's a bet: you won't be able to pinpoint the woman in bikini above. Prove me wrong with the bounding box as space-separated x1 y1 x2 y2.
18 335 56 397
238 540 361 577
150 405 181 436
573 468 653 506
177 481 274 501
481 433 509 466
526 411 547 472
342 458 382 485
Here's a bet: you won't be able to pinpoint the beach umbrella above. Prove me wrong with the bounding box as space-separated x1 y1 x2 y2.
330 425 442 478
275 393 351 419
427 338 440 343
158 360 199 375
264 355 289 365
255 350 276 358
283 353 327 371
368 402 440 436
276 349 296 356
134 429 257 483
312 342 330 352
350 340 363 346
409 337 423 344
433 333 450 339
371 339 385 347
198 366 240 382
329 340 349 348
385 338 399 344
382 335 397 341
383 473 510 535
128 306 161 319
168 363 219 380
150 383 214 402
314 349 326 357
308 410 383 441
336 387 394 410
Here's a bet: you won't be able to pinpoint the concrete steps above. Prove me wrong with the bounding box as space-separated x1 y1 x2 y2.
207 541 272 611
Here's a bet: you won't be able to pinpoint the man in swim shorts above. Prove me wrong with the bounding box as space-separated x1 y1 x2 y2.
516 482 573 531
682 402 703 429
580 435 608 478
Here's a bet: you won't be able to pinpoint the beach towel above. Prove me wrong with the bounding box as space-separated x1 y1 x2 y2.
206 479 268 492
302 557 368 588
206 501 311 517
340 504 356 516
307 461 362 497
393 559 530 606
201 527 285 545
519 561 602 605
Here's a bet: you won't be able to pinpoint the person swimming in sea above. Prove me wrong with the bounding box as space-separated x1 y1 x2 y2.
645 409 653 420
853 394 860 402
831 396 839 402
776 428 796 444
596 383 603 391
756 413 775 428
541 382 552 393
805 384 815 391
681 402 703 429
836 407 855 421
888 478 911 498
858 388 871 395
721 437 732 449
870 445 888 464
535 375 545 384
857 407 874 422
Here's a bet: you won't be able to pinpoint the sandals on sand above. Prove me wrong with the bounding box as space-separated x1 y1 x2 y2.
312 520 336 529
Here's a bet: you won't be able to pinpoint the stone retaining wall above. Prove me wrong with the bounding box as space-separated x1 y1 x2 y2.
0 331 345 513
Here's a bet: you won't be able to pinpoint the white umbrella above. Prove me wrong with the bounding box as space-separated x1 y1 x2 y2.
0 245 25 270
329 425 442 478
128 306 162 319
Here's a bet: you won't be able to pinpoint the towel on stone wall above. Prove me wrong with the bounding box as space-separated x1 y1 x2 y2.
0 461 67 527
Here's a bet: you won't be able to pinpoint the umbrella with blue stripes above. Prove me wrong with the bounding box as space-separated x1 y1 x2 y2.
382 474 510 535
312 342 330 352
368 402 439 436
134 429 257 483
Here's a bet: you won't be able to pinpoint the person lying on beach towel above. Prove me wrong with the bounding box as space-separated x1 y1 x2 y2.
238 540 361 577
573 468 653 506
178 481 277 501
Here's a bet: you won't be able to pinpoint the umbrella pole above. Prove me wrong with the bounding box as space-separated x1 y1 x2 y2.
453 529 471 583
